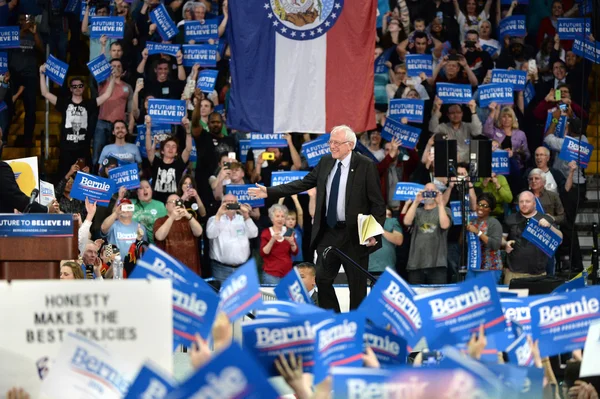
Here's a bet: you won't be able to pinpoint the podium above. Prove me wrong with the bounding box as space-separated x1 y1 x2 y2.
0 214 78 280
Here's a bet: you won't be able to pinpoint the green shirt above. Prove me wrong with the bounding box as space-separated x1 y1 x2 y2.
369 218 403 273
132 199 167 243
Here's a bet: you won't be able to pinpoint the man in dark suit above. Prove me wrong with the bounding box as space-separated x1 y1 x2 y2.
0 139 58 213
250 126 386 311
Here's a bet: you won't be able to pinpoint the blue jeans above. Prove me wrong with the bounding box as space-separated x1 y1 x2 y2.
211 260 238 283
261 272 281 285
93 120 113 166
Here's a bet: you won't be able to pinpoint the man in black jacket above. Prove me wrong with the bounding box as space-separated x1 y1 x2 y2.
250 126 386 312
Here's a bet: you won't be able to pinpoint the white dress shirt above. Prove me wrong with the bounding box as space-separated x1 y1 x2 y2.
205 214 259 265
326 152 351 223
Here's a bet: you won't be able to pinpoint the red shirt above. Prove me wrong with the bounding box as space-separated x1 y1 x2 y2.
260 227 298 278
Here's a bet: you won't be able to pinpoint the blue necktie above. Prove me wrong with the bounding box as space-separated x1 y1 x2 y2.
327 162 342 228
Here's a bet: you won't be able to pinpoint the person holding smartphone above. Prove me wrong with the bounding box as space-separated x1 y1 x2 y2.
259 204 298 285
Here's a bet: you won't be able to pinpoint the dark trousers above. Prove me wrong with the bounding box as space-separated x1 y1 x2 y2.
316 225 368 312
14 74 37 143
407 267 447 285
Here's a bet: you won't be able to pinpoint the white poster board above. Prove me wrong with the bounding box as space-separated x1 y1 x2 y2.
580 320 600 378
4 156 40 199
39 180 56 206
0 280 174 378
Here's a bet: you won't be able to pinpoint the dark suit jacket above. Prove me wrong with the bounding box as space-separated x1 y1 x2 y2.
0 161 47 213
267 152 386 253
311 290 319 307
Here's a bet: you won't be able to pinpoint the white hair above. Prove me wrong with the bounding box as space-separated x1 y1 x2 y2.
268 204 288 220
528 168 546 182
331 125 357 148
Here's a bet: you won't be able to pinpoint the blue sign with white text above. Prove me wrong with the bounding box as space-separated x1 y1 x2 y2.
388 99 425 123
559 136 593 167
218 258 264 322
492 150 510 174
150 4 177 40
499 15 527 37
146 41 180 57
524 81 536 107
196 69 218 93
544 112 567 138
491 69 527 91
436 83 472 104
274 268 312 304
147 99 186 124
0 27 20 49
364 323 407 367
70 172 116 206
450 201 477 225
225 184 264 208
0 214 73 237
393 182 425 201
405 54 433 77
45 55 69 86
522 219 562 257
478 84 514 107
108 163 140 190
271 171 309 188
380 117 422 150
250 132 287 148
87 54 111 83
182 44 218 67
0 52 7 73
184 19 219 42
557 18 591 40
467 231 481 270
90 16 124 38
301 135 330 167
124 363 176 399
374 47 394 74
239 139 252 163
572 38 600 63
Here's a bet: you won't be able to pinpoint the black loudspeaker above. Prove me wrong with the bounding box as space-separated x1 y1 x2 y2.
469 140 492 178
508 275 565 295
434 139 457 177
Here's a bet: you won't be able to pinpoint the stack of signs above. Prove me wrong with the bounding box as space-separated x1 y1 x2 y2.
358 268 422 350
559 136 593 168
436 83 472 104
169 343 279 399
380 118 422 150
218 258 264 322
70 172 116 206
301 134 331 167
274 268 312 304
388 99 425 123
129 245 219 349
415 273 505 347
529 285 600 357
225 184 264 208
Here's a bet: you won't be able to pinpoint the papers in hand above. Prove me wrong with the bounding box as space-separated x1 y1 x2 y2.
357 214 383 245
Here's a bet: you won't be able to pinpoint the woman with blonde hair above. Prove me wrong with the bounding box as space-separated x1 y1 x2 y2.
60 261 84 280
483 103 530 171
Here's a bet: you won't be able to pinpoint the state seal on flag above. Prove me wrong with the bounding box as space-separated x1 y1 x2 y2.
265 0 344 40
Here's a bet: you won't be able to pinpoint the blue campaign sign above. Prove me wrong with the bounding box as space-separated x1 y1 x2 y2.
0 214 73 237
529 286 600 357
150 4 178 40
572 38 600 63
557 18 591 40
90 16 125 39
491 150 510 175
522 219 563 257
544 112 567 138
123 363 176 399
552 275 586 293
108 163 140 190
254 300 330 319
467 232 481 270
271 171 309 187
364 323 407 367
499 15 527 38
405 54 433 77
170 343 279 399
559 136 593 167
491 69 527 91
393 182 425 201
196 69 218 93
388 99 425 123
354 141 380 163
225 184 264 208
70 172 116 206
501 297 533 347
147 99 186 125
415 272 505 347
478 84 514 108
0 102 6 112
0 52 7 73
238 139 253 163
0 27 20 49
182 44 218 67
374 46 394 74
65 0 78 13
87 54 111 83
481 44 499 57
313 312 365 384
135 124 173 158
44 55 69 86
449 201 477 225
380 117 422 150
524 81 536 107
301 134 330 167
274 268 312 304
436 83 472 104
250 132 287 148
218 258 264 322
214 103 225 117
146 41 180 57
131 245 220 347
357 268 422 348
184 19 219 42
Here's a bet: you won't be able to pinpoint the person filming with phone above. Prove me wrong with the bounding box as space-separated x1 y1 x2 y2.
154 194 204 275
259 204 299 285
205 194 258 282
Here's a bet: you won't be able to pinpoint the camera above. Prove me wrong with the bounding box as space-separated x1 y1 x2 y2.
465 40 476 48
423 191 437 198
175 199 184 208
559 103 568 111
121 204 135 212
226 203 241 210
223 162 231 169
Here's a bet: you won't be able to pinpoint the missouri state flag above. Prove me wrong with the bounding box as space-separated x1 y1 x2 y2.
227 0 377 133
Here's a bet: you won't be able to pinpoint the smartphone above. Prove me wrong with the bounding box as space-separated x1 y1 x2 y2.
555 89 562 101
226 203 241 210
283 228 294 237
559 103 568 111
528 59 537 75
175 199 184 208
262 152 275 161
136 77 144 86
465 40 476 48
121 204 135 212
228 151 236 161
423 191 438 198
436 11 443 20
223 162 231 169
76 158 86 169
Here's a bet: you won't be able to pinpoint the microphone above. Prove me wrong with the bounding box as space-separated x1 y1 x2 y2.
24 188 40 213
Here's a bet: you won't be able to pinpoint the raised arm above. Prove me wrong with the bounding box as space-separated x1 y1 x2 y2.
82 4 90 33
96 72 116 106
39 65 57 106
145 116 156 164
181 117 193 163
285 133 302 171
218 0 229 37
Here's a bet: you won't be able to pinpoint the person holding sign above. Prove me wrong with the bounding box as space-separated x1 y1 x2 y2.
137 50 187 99
528 169 565 226
249 125 385 311
502 191 562 284
428 54 479 87
465 193 503 271
40 64 117 178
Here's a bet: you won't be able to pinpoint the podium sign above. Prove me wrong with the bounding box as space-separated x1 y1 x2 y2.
0 214 73 237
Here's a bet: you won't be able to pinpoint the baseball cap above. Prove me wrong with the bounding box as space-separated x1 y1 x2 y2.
103 156 119 168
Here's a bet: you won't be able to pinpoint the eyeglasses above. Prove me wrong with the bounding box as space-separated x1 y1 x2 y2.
477 202 490 208
71 84 84 89
328 140 351 147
